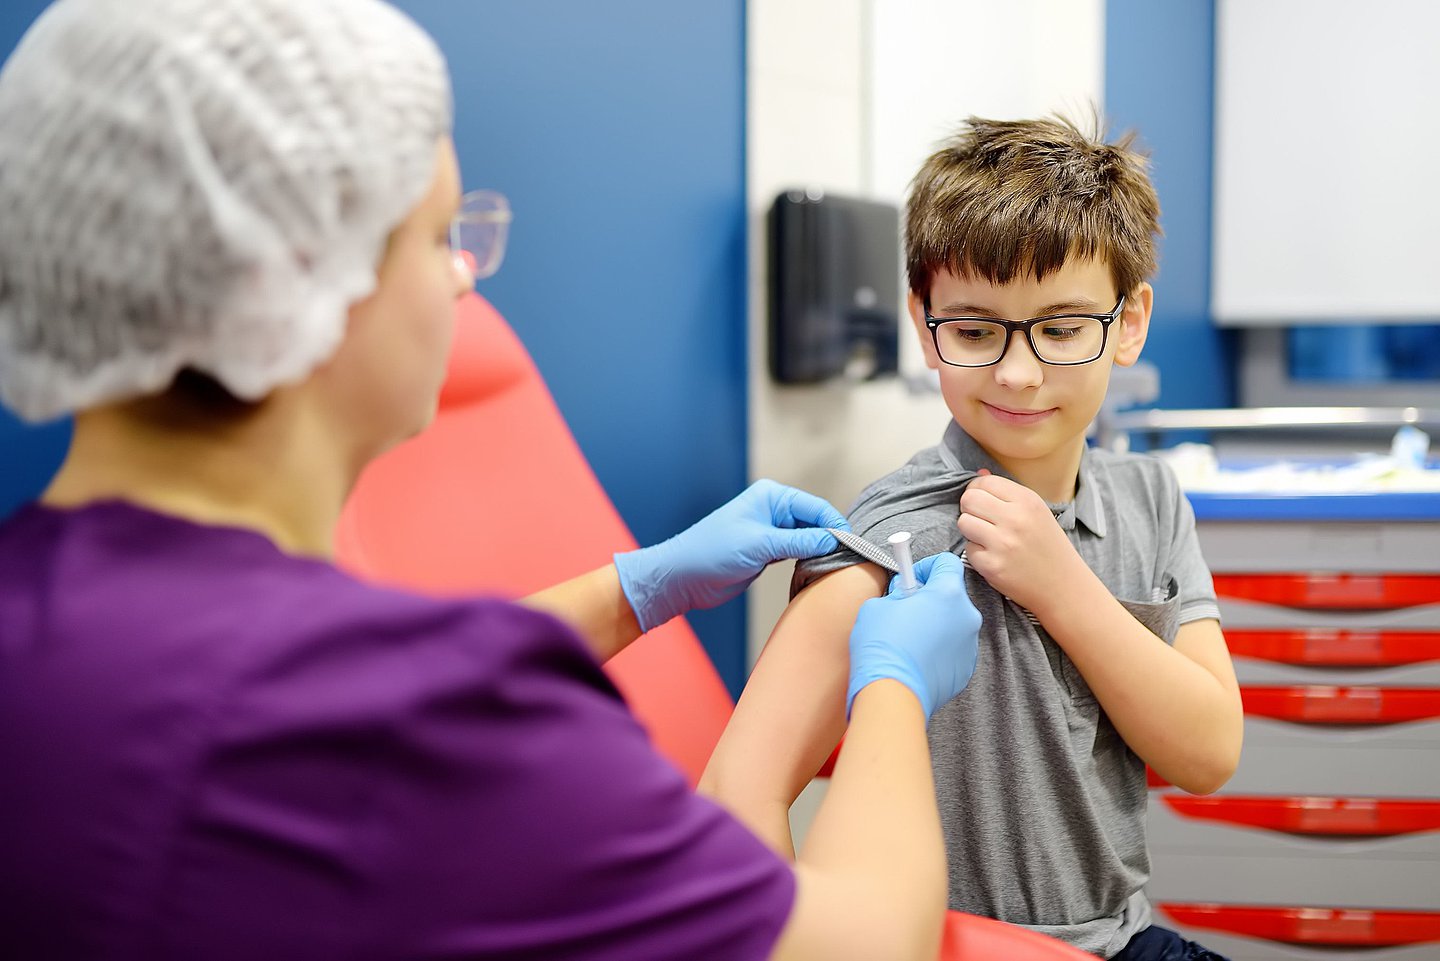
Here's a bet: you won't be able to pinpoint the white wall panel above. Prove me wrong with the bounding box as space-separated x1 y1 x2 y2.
1213 0 1440 323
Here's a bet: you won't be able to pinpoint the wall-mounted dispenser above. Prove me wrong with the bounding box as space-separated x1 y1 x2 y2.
767 188 901 384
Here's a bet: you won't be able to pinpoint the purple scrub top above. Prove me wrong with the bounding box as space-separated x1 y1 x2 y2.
0 502 795 960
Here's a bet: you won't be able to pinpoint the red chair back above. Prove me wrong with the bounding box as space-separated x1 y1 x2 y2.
942 913 1092 959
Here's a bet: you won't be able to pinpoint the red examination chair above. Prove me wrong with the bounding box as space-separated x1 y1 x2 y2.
335 292 1088 961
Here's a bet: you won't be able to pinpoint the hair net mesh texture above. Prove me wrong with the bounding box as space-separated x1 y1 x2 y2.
0 0 453 421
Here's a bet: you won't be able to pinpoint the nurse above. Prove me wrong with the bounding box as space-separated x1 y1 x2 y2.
0 2 982 959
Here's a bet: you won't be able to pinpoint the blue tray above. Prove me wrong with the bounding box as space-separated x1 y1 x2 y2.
1187 489 1440 522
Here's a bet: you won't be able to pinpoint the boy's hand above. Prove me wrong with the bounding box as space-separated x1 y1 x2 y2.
956 471 1090 613
614 480 848 632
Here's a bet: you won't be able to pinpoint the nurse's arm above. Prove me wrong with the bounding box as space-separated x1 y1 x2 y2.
699 563 887 856
769 678 948 961
520 564 642 662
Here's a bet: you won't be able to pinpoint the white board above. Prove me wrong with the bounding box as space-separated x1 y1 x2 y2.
1212 0 1440 325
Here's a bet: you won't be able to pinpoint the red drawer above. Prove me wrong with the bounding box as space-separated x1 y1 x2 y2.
1241 685 1440 724
1159 903 1440 947
1162 794 1440 836
1227 628 1440 666
1213 572 1440 609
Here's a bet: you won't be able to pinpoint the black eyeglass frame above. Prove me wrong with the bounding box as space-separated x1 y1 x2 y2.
923 294 1127 368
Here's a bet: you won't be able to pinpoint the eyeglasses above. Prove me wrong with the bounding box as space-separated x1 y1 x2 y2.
924 295 1126 367
451 189 512 281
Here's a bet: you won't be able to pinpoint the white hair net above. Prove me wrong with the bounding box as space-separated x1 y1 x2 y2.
0 0 453 422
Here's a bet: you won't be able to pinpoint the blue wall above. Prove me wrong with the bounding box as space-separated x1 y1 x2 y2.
0 412 69 520
0 1 71 521
1106 0 1234 414
0 1 751 692
395 1 749 691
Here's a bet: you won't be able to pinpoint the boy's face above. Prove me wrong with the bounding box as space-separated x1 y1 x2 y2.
908 257 1152 476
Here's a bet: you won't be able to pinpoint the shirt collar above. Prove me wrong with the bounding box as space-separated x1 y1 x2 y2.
939 421 1107 538
1072 446 1107 538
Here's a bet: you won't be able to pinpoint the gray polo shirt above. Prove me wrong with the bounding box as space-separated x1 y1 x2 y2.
793 422 1220 958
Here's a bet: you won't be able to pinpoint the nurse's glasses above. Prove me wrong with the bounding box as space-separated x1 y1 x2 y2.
451 189 512 281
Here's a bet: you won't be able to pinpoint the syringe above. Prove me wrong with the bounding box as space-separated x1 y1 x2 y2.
887 530 918 596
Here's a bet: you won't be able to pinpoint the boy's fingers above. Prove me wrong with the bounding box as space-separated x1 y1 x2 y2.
971 472 1021 500
960 487 1004 523
955 512 991 546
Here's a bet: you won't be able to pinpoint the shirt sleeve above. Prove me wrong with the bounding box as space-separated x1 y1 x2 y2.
791 462 974 598
789 473 904 596
166 594 796 961
1155 463 1221 627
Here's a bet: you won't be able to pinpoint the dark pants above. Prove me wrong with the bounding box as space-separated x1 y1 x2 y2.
1111 924 1231 961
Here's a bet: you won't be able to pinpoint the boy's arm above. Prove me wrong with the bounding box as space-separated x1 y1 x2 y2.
959 474 1243 795
1041 601 1240 794
698 563 889 856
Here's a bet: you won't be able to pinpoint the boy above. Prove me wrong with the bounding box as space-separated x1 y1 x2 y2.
700 116 1243 960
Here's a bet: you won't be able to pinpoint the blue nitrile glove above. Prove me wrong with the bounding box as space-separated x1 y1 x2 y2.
614 479 849 632
846 552 980 721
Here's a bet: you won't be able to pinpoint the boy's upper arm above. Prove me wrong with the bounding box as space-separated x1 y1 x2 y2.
789 562 890 617
1172 617 1241 701
1154 463 1222 627
723 563 891 799
1151 466 1233 690
754 561 890 718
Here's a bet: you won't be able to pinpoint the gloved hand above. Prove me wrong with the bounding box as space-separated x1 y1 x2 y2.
847 552 980 720
614 479 848 632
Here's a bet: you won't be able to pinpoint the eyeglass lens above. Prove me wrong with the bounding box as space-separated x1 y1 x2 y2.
451 191 511 280
933 317 1106 366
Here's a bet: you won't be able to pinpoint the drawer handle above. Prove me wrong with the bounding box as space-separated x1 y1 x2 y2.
1159 903 1440 947
1227 629 1440 666
1163 795 1440 836
1241 685 1440 724
1214 572 1440 609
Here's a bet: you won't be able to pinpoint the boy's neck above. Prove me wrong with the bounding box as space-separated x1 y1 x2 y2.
984 438 1085 504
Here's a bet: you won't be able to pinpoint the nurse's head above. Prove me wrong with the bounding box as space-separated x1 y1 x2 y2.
0 0 471 452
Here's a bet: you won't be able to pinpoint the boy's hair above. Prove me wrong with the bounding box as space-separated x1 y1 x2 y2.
905 114 1161 298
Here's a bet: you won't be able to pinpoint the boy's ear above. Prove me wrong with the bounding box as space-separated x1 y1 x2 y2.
907 291 941 371
1113 283 1153 368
